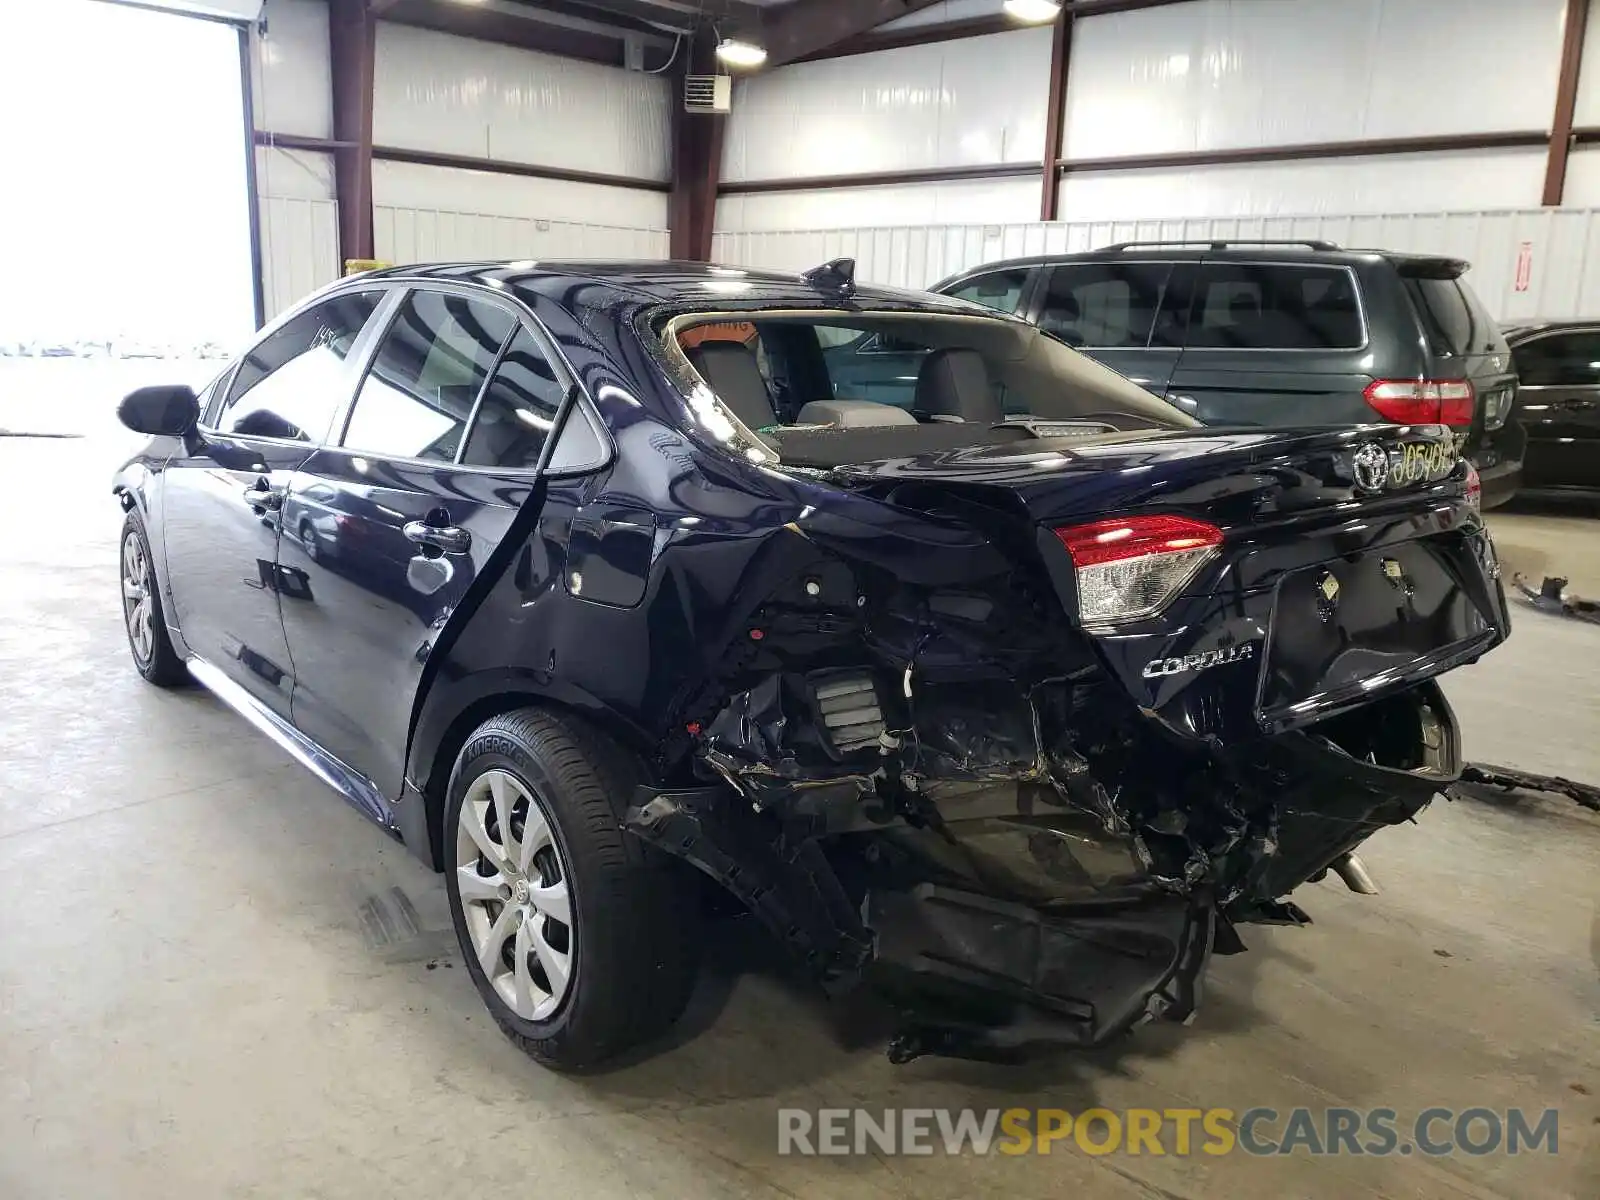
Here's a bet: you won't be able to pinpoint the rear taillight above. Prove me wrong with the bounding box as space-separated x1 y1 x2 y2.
1364 379 1475 426
1464 461 1482 510
1054 515 1224 625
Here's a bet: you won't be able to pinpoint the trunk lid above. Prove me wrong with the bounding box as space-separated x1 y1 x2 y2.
835 425 1510 742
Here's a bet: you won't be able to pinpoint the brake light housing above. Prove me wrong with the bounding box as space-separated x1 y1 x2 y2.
1364 378 1475 426
1054 515 1224 625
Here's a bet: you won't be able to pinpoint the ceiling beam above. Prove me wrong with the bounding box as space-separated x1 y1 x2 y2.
759 0 947 69
378 0 674 68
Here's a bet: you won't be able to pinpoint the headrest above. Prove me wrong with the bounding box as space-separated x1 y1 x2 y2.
794 399 918 428
914 348 1003 425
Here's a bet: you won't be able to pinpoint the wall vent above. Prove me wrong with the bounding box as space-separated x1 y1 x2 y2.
684 74 733 115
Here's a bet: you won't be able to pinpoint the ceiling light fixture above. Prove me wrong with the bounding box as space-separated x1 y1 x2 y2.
1003 0 1063 23
715 37 768 68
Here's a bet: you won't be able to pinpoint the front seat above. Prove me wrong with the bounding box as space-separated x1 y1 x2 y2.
914 348 1004 425
686 342 780 431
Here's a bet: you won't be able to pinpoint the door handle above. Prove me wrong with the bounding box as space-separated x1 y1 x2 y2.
1170 394 1200 412
243 479 283 511
404 521 471 555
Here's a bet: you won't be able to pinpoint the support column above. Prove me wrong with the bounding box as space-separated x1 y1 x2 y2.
1040 12 1073 221
1544 0 1590 206
669 31 724 262
329 0 377 266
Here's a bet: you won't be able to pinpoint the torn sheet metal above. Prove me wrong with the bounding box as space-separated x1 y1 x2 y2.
1452 762 1600 813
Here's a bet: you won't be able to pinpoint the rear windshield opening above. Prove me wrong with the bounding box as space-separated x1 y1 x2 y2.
660 310 1194 463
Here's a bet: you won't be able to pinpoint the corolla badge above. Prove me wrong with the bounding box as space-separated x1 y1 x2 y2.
1142 642 1257 679
1352 443 1390 492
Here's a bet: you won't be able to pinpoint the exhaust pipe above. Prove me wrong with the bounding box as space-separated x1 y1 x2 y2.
1331 852 1379 895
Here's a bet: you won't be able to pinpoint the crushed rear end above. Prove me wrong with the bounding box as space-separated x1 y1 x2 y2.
626 421 1509 1062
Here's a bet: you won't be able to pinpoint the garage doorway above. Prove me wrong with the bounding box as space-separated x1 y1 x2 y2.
0 0 257 437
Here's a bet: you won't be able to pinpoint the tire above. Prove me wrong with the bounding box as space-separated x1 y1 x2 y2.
119 513 187 688
444 708 700 1069
299 520 319 562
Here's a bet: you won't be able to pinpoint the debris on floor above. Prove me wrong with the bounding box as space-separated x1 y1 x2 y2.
1451 762 1600 813
1510 573 1600 626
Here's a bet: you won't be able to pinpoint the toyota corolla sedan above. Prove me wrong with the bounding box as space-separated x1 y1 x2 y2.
113 260 1509 1067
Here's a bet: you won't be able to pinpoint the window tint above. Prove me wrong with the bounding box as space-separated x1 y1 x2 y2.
1037 263 1171 348
1188 264 1362 350
1405 277 1476 356
460 327 569 469
946 268 1031 315
218 292 379 440
342 291 515 461
1513 330 1600 387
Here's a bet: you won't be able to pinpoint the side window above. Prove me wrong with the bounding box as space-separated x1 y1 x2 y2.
1036 263 1171 348
460 327 569 470
342 290 516 462
216 291 380 440
1188 264 1363 350
945 268 1031 315
1513 331 1600 387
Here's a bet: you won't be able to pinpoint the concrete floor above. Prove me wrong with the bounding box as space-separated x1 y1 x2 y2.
1 432 1596 1200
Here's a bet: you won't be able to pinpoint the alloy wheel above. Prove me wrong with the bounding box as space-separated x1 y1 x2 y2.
121 530 155 665
455 769 575 1020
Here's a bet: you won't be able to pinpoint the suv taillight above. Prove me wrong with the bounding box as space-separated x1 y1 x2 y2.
1364 379 1475 426
1054 515 1223 625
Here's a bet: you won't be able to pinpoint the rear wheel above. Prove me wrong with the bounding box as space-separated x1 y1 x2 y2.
298 519 320 562
120 514 186 687
444 708 700 1069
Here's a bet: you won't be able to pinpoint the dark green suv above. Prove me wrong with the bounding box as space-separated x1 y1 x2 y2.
918 240 1523 507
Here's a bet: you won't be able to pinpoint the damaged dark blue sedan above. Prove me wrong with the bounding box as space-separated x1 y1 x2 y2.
112 259 1510 1067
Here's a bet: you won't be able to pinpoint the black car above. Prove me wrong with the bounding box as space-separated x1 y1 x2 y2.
924 240 1525 507
1502 321 1600 496
113 259 1509 1068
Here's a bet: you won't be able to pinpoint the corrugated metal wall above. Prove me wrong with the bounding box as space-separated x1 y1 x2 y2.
375 205 668 264
712 207 1600 322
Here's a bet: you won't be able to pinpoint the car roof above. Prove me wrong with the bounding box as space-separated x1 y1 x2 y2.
354 259 990 315
937 244 1466 281
1502 319 1600 340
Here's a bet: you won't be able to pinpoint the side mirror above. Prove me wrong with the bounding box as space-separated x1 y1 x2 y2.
118 385 200 437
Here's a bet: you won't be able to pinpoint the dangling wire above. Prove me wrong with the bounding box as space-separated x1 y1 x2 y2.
643 31 685 75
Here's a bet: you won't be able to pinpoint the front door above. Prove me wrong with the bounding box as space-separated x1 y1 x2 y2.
160 290 383 713
280 287 573 797
1509 327 1600 490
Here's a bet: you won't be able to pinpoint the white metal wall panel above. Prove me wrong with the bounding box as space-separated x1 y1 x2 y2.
250 0 332 139
713 207 1600 322
716 177 1042 232
1057 147 1547 222
372 160 668 229
373 24 670 181
372 161 668 264
721 29 1051 183
255 147 339 318
375 208 669 266
1063 0 1565 160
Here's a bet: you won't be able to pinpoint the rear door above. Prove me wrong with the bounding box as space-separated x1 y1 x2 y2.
278 285 572 797
160 290 383 714
1029 260 1182 398
1508 326 1600 490
1166 260 1374 426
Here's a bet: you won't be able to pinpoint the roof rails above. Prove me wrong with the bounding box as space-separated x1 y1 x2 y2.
1100 239 1341 252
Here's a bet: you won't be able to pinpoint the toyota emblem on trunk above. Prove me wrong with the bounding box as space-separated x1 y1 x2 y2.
1352 444 1390 493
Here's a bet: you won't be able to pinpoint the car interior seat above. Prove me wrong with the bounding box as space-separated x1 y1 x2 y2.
686 342 780 430
913 348 1004 425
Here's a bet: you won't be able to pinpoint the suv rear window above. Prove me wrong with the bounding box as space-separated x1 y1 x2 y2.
1188 263 1363 350
1406 277 1474 356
